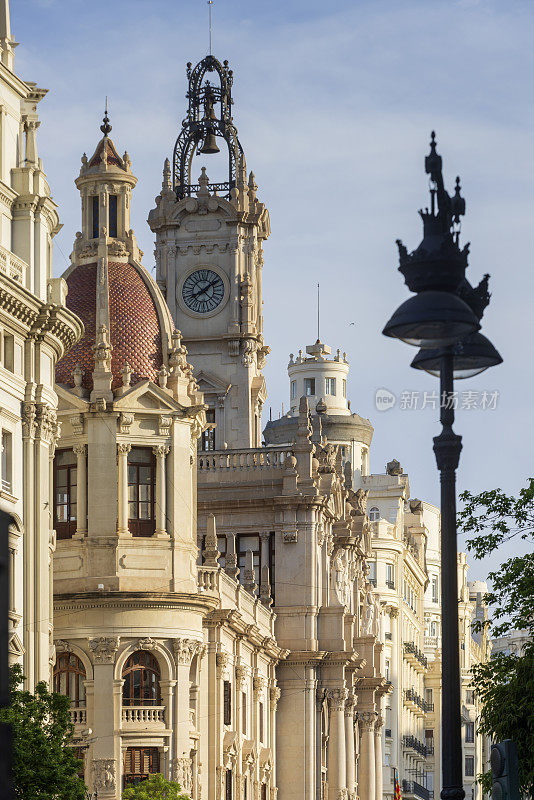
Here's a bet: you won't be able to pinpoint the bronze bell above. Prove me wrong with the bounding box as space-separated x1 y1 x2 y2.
199 130 220 155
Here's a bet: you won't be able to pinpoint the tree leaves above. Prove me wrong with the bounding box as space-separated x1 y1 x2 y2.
122 773 190 800
0 665 86 800
457 482 534 792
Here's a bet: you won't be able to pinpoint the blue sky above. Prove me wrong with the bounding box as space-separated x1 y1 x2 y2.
14 0 534 582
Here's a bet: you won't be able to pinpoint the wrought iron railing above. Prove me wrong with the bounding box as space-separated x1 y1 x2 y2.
404 641 428 668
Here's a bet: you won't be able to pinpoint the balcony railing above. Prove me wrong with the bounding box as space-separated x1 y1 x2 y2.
404 688 431 712
69 707 87 725
424 636 439 649
403 781 431 800
198 447 292 481
386 579 395 589
0 243 27 284
402 735 427 757
404 641 428 669
121 706 165 725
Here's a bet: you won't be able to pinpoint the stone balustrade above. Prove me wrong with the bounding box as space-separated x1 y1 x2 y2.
70 707 87 725
0 243 27 284
121 705 165 725
198 447 292 483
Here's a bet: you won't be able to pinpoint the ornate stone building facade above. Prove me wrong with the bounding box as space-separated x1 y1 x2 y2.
0 0 82 688
264 340 491 800
0 10 492 796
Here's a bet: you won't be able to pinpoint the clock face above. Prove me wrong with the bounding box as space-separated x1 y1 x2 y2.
181 269 225 314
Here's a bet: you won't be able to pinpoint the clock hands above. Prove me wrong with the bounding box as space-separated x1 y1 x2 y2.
191 277 221 300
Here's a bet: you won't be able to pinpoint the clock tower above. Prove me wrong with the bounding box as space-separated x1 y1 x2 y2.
148 56 270 449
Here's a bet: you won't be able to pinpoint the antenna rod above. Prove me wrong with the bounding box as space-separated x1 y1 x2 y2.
317 282 320 341
208 1 213 55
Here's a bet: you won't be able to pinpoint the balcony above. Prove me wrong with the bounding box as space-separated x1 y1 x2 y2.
402 734 427 757
404 641 428 669
0 243 27 284
121 706 165 726
403 780 430 800
424 636 439 649
404 688 431 713
198 447 292 485
69 707 87 726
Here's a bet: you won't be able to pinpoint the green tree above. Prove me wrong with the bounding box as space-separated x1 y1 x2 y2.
0 664 86 800
122 773 190 800
458 479 534 794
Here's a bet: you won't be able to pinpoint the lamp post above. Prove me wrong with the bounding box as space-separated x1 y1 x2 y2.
382 133 501 800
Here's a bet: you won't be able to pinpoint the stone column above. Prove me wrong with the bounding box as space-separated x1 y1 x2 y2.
327 688 348 800
74 444 87 536
173 638 202 792
375 715 384 800
357 711 377 800
389 607 399 770
153 445 169 536
117 443 131 535
88 636 120 799
345 694 356 800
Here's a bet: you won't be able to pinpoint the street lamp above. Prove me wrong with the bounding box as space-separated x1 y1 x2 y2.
382 132 501 800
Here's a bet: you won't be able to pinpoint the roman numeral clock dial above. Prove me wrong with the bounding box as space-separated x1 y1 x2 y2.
181 269 225 314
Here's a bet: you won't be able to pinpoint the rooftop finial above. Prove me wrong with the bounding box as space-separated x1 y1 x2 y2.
208 1 213 55
101 97 112 136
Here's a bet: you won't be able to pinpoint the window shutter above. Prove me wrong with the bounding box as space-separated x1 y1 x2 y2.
223 680 232 725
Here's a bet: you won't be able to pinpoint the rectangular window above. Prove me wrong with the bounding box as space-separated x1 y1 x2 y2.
1 430 12 494
123 747 160 788
200 408 216 451
304 378 315 396
261 784 267 800
225 769 233 800
430 620 438 637
2 333 14 372
54 449 77 540
223 680 232 726
325 377 336 396
425 688 433 705
432 575 439 603
465 756 475 777
466 721 475 743
466 689 475 705
291 380 297 399
385 659 390 681
242 691 247 735
109 194 118 237
92 196 99 239
368 560 376 586
386 563 395 589
127 447 156 536
342 379 347 398
259 700 264 742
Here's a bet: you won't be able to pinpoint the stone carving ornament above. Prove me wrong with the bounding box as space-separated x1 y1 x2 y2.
326 687 348 712
93 759 116 792
334 553 350 607
88 636 120 664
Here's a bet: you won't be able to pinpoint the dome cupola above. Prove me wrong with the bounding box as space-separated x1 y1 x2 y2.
56 112 187 403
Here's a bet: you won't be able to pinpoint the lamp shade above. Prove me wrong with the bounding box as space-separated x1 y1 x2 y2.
382 290 480 348
410 332 503 378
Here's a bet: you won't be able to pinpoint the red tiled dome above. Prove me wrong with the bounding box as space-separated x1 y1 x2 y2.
56 261 164 391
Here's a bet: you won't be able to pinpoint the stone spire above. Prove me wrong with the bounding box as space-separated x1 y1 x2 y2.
0 0 10 39
0 0 15 70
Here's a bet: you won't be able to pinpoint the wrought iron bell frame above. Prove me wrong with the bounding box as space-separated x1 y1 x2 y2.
173 55 244 200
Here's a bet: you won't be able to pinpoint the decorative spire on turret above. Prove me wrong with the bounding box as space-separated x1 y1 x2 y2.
100 98 112 136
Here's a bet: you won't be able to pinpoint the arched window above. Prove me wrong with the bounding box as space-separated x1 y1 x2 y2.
368 506 380 522
53 653 86 706
122 651 161 706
